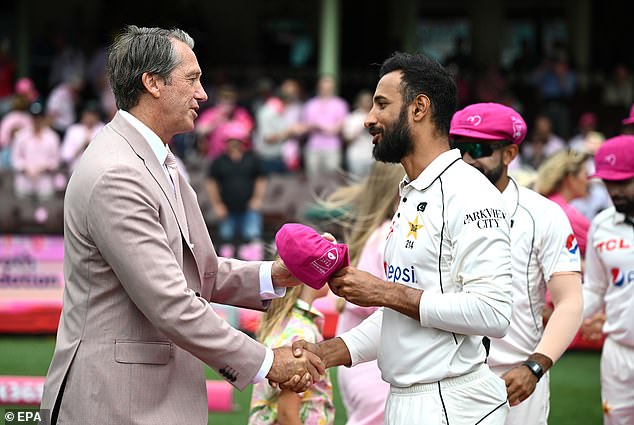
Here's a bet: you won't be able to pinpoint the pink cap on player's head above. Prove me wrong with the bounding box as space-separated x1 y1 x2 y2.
450 102 527 145
591 135 634 181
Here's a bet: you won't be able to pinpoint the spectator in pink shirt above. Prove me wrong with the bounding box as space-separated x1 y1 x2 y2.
11 101 61 200
535 148 591 257
195 84 254 160
46 74 84 137
301 75 349 179
61 101 105 173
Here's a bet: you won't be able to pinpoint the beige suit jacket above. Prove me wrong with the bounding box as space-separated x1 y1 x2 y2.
40 112 268 424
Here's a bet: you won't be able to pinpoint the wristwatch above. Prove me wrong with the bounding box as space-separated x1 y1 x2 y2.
522 360 544 380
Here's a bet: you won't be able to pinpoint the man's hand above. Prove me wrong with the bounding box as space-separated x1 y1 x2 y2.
273 341 326 392
329 266 386 307
266 346 325 393
581 311 605 341
212 203 228 221
271 258 303 288
502 365 539 406
248 197 262 211
291 338 352 370
271 232 336 288
503 353 552 406
291 339 322 362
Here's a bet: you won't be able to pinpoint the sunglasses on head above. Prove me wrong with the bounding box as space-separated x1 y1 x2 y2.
451 141 512 159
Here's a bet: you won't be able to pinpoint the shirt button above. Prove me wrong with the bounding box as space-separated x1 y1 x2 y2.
397 213 401 217
403 197 407 202
195 292 201 297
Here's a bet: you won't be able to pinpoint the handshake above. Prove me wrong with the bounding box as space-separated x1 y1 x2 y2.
265 338 350 392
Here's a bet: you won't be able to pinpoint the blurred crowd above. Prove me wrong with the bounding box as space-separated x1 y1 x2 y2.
1 37 633 261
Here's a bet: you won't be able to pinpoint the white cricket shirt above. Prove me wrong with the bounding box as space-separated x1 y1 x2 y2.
487 178 581 368
583 207 634 347
340 149 513 387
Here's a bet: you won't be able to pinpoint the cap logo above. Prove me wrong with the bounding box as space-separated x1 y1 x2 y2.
310 247 339 276
466 115 482 126
511 116 525 141
605 154 617 166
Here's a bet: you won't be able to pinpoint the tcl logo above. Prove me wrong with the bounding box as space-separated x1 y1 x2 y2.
595 239 631 253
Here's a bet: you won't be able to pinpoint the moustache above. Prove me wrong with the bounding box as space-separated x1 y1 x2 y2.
368 126 382 136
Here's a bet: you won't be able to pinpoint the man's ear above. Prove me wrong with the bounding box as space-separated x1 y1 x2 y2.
141 72 161 99
503 144 519 166
412 94 431 122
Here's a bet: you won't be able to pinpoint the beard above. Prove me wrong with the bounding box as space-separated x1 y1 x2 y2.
612 197 634 216
372 106 414 164
473 158 504 186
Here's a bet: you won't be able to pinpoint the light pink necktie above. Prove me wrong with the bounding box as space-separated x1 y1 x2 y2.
165 150 189 238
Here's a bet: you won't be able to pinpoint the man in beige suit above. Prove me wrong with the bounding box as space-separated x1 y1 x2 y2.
40 26 322 425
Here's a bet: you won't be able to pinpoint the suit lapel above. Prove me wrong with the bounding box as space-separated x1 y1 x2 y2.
109 112 191 245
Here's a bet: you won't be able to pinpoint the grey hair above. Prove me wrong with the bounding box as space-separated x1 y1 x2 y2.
107 25 195 111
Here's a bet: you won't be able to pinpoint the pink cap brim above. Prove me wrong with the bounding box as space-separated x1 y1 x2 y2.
590 169 634 181
450 128 514 143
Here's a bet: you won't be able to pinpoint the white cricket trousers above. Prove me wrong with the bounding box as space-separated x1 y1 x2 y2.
601 337 634 425
385 364 509 425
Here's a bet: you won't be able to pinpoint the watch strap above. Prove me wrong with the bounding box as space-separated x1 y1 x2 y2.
522 360 544 380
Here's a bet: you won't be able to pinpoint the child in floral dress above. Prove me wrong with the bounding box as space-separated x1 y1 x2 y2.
248 283 334 425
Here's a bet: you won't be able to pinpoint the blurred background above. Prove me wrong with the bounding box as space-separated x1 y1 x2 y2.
0 0 628 423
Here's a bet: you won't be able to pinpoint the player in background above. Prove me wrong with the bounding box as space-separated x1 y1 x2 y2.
582 134 634 425
449 102 583 425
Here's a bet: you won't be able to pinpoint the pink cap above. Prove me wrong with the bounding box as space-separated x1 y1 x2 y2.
275 223 350 289
590 135 634 181
622 104 634 125
15 77 39 103
220 122 250 144
450 102 527 144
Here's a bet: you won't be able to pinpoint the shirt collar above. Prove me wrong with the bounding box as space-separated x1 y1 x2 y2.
501 177 520 218
612 208 634 226
119 109 169 166
403 149 461 192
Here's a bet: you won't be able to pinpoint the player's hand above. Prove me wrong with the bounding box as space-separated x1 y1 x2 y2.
291 339 323 361
502 365 538 406
581 312 605 341
329 266 385 307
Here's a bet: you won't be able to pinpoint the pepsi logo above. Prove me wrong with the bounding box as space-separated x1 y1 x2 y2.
566 234 579 254
611 268 625 287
